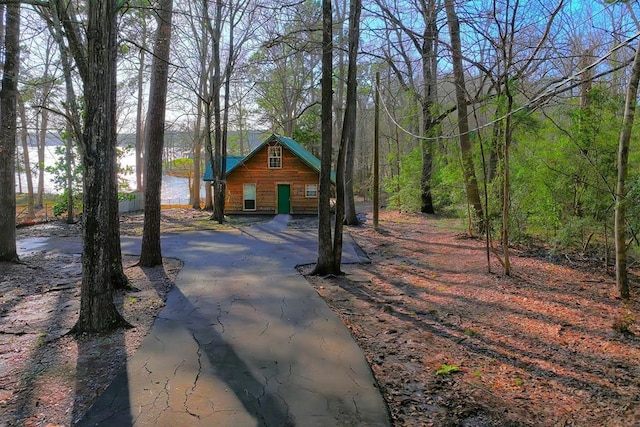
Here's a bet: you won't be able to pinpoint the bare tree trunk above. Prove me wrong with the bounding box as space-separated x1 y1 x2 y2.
502 90 513 276
36 113 45 207
45 1 84 226
64 121 74 223
17 94 35 219
15 145 21 194
206 0 225 223
190 9 211 210
343 131 359 224
313 0 334 275
445 0 483 230
237 91 247 155
191 104 203 209
0 5 5 50
343 0 362 226
419 1 438 214
331 0 353 269
615 42 640 300
135 19 147 191
333 0 346 146
205 180 213 210
218 0 240 224
420 118 435 213
487 107 503 182
375 0 440 214
332 133 346 272
140 0 174 267
0 3 19 262
109 144 129 289
35 54 52 209
204 97 214 211
71 0 130 333
499 0 518 277
373 72 380 230
199 3 214 213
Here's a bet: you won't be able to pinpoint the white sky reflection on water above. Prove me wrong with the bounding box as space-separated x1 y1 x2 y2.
15 147 199 204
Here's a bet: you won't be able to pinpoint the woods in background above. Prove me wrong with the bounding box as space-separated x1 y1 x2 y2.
3 0 640 335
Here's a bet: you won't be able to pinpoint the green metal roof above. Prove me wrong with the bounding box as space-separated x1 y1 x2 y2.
203 134 334 183
270 134 322 173
203 156 244 181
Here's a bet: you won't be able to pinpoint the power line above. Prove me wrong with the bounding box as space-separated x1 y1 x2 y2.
377 29 640 142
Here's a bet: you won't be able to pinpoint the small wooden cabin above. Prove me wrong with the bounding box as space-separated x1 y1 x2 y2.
204 134 327 215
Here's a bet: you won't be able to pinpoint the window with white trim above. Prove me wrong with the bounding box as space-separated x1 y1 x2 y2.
305 184 318 198
268 145 282 168
243 184 256 211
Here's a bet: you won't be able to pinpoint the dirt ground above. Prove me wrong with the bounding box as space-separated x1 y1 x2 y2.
302 210 640 426
2 207 640 426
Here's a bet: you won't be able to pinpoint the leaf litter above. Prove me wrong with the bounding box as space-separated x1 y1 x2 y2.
302 209 640 426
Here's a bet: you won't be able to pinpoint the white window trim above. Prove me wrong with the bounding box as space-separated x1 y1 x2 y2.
243 183 257 211
268 145 282 169
305 183 318 198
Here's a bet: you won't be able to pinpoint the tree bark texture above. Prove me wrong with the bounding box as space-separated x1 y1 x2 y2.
47 1 83 146
343 0 362 227
375 0 439 214
373 72 380 230
0 3 20 262
313 0 334 275
64 121 74 223
332 135 346 273
420 138 434 213
135 23 147 192
140 0 174 267
419 1 438 215
36 94 49 208
190 15 208 209
502 91 513 276
615 41 640 300
0 5 4 49
18 94 35 219
487 107 503 182
444 0 483 230
211 0 225 223
205 180 213 210
204 97 214 211
46 2 84 226
109 167 129 288
72 0 129 333
333 0 346 143
191 104 203 209
200 5 214 213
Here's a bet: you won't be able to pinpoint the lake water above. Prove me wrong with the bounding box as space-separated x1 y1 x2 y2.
15 147 200 205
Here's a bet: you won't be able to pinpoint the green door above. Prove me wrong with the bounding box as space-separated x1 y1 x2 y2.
277 184 291 214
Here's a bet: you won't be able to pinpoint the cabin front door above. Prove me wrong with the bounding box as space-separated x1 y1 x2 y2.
277 184 291 214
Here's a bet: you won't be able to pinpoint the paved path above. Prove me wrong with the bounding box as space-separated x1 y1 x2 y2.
19 216 390 426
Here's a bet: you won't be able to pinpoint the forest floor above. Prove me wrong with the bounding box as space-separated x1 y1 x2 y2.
2 206 640 426
302 209 640 426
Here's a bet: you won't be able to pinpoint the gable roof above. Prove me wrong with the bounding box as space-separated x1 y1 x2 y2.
270 134 323 174
203 155 244 180
203 134 333 182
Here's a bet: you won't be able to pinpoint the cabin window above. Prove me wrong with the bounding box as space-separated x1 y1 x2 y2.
305 184 318 198
268 145 282 168
243 184 256 211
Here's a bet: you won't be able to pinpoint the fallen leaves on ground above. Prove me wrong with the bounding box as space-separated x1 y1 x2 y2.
0 250 181 426
5 207 640 426
302 210 640 426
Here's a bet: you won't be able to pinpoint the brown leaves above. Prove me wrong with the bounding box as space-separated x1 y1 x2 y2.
306 208 640 426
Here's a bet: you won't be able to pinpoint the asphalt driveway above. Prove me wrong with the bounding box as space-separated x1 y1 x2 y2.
20 217 390 426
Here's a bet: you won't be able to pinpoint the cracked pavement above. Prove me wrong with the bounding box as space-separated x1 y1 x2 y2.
23 216 390 426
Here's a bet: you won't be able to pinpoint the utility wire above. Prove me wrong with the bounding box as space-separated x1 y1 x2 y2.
378 29 640 142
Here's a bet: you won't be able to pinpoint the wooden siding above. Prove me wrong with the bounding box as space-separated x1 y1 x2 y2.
225 142 319 214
